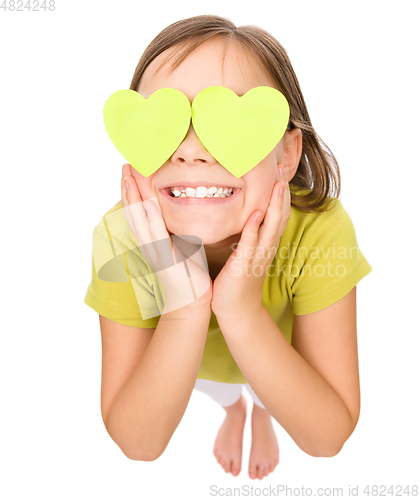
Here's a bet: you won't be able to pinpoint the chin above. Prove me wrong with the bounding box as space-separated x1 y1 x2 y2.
167 222 230 245
199 234 228 245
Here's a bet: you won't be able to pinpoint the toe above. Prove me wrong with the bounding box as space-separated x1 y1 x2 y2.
249 463 258 479
231 459 241 476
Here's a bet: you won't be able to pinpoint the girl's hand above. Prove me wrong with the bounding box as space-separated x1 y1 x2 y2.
211 167 291 321
121 164 213 314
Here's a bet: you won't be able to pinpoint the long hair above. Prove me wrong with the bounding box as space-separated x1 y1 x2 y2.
130 15 340 213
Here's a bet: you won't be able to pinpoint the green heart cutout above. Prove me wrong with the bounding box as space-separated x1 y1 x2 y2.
103 88 191 178
103 86 289 178
191 86 290 178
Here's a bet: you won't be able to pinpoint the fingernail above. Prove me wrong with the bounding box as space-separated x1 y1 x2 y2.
256 216 262 224
278 184 285 196
280 166 286 177
124 181 129 191
122 167 126 176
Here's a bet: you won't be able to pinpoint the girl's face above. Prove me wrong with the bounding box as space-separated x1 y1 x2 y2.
132 36 289 246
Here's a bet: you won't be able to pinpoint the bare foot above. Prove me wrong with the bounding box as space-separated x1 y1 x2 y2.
248 403 279 480
213 394 247 476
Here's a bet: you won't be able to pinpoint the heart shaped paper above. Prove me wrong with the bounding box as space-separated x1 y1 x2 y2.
103 88 191 177
103 86 290 178
191 86 290 178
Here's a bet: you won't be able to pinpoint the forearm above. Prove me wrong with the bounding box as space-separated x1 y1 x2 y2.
217 306 354 457
106 305 212 461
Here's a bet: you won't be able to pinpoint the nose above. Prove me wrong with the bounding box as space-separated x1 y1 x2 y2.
171 123 216 166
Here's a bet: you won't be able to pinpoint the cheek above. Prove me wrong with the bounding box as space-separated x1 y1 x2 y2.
243 171 275 201
132 174 154 199
244 189 271 213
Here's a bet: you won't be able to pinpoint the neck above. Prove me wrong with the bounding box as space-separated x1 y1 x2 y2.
203 233 241 267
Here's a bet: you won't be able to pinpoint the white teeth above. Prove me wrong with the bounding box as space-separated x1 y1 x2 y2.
170 186 234 198
195 186 207 198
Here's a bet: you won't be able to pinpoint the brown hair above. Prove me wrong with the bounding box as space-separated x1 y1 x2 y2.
129 15 340 213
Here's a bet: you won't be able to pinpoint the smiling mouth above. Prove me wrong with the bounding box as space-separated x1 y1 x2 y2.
161 186 241 204
167 186 238 198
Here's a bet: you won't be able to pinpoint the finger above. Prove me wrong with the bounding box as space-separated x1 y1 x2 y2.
121 166 187 273
146 195 163 217
121 166 188 269
123 163 132 177
121 164 130 210
121 163 134 215
122 173 153 245
280 166 291 214
121 163 133 202
257 181 285 246
278 178 291 237
234 211 263 262
141 196 188 271
278 166 291 234
121 167 135 233
285 174 291 211
142 197 174 246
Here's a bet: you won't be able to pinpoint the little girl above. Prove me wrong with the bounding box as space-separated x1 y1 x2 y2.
84 14 372 480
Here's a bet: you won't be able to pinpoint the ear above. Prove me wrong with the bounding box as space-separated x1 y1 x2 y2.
277 128 302 181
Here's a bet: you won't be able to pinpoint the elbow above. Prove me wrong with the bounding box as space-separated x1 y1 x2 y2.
303 440 345 458
120 439 170 462
105 416 169 462
123 448 161 462
300 418 357 458
120 441 168 462
105 425 168 462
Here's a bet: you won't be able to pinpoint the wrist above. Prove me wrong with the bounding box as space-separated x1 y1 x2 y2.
161 302 212 321
213 301 266 325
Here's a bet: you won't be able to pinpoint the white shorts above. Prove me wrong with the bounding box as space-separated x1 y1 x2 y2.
194 378 265 409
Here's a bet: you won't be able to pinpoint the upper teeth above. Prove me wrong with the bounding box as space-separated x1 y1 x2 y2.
170 186 234 198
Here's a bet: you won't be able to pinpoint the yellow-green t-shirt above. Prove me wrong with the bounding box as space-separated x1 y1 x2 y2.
84 183 372 384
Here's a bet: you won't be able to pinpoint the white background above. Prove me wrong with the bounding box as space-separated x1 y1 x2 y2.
1 0 419 498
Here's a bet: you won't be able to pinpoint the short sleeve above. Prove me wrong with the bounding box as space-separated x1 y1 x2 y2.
291 199 372 315
84 222 161 328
